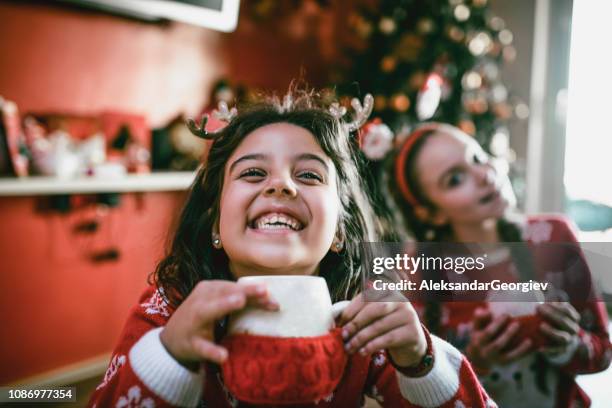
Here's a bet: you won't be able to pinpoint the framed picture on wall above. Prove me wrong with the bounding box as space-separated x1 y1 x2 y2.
58 0 240 32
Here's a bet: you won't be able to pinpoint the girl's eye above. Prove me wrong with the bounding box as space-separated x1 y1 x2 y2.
239 168 266 179
447 171 465 188
297 171 323 183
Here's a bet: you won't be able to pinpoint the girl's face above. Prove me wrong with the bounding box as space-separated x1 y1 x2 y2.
219 122 340 278
415 129 510 227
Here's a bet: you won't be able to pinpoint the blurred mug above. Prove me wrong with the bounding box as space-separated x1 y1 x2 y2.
487 289 551 349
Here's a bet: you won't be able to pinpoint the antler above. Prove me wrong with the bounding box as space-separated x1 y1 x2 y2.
212 101 238 122
186 115 213 140
346 94 374 132
328 94 374 132
186 101 237 140
328 102 347 120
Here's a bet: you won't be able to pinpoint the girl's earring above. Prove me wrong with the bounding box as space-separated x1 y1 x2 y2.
212 235 222 249
332 239 344 253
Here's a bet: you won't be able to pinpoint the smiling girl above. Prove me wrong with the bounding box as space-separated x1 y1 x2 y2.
88 93 494 408
386 122 610 407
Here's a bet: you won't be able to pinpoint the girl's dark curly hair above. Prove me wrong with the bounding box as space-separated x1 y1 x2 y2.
152 90 381 307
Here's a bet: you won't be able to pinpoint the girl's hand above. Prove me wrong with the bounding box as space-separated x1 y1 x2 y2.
537 302 580 354
338 294 427 368
465 308 532 370
160 280 278 368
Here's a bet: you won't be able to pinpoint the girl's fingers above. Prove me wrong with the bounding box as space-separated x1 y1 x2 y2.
359 326 414 356
480 314 511 343
499 339 533 364
473 308 493 330
538 304 579 335
342 302 397 341
196 280 272 305
481 321 520 358
337 294 365 327
344 309 407 353
199 282 279 314
239 283 280 311
194 292 247 323
195 283 282 324
540 322 572 345
332 301 352 321
190 336 229 365
564 304 581 323
549 302 580 323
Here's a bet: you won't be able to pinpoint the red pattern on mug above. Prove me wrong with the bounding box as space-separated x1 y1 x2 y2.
221 328 347 404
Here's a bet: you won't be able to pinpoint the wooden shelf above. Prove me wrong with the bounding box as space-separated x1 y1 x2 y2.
0 172 196 196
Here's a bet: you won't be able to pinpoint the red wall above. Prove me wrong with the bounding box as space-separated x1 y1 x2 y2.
0 192 185 383
0 2 222 128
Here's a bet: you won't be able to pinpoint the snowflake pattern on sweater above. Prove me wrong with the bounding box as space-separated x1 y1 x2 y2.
116 385 155 408
89 285 496 408
140 289 170 318
97 354 127 391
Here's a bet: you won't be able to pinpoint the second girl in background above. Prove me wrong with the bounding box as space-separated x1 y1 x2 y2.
383 122 610 408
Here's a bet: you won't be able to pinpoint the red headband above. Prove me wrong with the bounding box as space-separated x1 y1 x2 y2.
394 124 440 206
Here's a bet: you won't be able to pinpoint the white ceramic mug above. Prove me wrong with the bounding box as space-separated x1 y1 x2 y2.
229 275 349 337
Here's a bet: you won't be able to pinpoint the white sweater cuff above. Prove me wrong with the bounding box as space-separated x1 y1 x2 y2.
396 335 463 408
129 327 204 407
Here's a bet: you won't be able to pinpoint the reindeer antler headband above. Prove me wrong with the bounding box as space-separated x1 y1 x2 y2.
186 94 374 140
328 94 374 132
186 101 237 140
395 123 441 206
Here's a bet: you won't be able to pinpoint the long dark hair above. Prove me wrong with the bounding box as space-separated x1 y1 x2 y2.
152 90 380 307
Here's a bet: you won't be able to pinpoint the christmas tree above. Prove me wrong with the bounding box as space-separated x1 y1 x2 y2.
331 0 523 158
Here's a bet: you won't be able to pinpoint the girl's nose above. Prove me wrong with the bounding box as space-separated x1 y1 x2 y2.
264 176 297 198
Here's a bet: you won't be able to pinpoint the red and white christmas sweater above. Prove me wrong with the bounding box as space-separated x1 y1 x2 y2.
88 285 496 408
413 215 611 408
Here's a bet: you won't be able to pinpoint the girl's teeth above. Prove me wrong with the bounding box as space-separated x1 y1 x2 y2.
252 213 302 230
